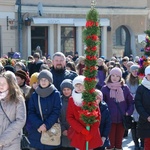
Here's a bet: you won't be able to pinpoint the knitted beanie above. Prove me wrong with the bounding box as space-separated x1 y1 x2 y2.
145 65 150 76
4 65 15 73
130 64 139 72
30 72 39 87
38 70 53 83
60 79 74 91
73 75 85 87
110 67 122 77
15 70 27 80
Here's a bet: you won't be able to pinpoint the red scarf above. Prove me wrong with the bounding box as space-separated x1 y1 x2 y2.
106 82 125 102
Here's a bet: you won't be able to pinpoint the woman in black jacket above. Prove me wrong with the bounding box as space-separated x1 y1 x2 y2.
135 65 150 150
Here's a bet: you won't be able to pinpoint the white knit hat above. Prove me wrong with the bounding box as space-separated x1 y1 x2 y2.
73 75 85 87
145 65 150 76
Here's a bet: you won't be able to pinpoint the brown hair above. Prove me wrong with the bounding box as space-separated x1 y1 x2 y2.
0 71 23 102
126 73 139 86
105 74 125 85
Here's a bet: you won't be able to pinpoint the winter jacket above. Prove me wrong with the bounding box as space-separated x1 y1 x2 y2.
28 60 43 77
96 66 106 90
66 97 103 150
0 97 26 150
99 101 111 148
126 80 139 122
27 90 62 149
135 84 150 138
51 67 77 91
60 95 72 147
101 84 134 123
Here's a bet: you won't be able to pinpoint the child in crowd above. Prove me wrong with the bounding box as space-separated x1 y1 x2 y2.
27 70 62 150
67 75 103 150
25 72 39 137
94 89 111 150
60 79 75 150
126 65 144 150
26 72 39 102
101 67 134 150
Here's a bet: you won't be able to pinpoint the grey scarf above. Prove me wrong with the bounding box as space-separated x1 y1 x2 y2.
35 84 56 98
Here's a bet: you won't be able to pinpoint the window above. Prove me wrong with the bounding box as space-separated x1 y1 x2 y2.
61 27 76 56
31 26 48 56
115 27 126 46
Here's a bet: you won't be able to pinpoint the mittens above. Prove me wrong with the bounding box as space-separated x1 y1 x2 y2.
81 129 92 141
81 129 89 135
85 133 92 141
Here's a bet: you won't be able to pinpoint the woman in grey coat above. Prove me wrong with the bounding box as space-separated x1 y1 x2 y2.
0 71 26 150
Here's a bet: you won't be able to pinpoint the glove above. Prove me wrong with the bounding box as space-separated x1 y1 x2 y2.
81 129 92 141
85 133 92 141
81 129 89 135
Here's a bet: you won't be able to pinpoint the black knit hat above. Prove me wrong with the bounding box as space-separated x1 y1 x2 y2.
60 79 74 91
4 65 15 73
38 70 53 83
15 70 27 80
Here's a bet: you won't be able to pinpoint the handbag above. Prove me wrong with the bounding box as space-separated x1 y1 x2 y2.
122 115 134 130
115 101 134 130
38 95 61 146
0 101 30 149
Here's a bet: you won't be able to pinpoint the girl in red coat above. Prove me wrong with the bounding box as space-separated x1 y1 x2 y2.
67 75 103 150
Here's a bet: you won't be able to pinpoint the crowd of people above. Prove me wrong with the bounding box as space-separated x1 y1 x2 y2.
0 51 150 150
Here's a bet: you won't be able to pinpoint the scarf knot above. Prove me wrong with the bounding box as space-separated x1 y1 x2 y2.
106 82 125 102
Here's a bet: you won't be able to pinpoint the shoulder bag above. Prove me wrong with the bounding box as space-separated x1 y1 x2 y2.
115 100 134 130
38 95 61 146
0 101 30 149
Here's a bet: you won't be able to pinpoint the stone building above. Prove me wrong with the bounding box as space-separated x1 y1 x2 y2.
0 0 150 59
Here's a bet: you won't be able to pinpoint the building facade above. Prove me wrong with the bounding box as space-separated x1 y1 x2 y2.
0 0 150 59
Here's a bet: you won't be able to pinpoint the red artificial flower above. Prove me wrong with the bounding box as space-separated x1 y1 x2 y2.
86 35 98 41
86 55 97 61
85 101 97 107
91 35 98 41
89 88 95 94
91 46 97 51
86 21 94 27
85 77 96 82
85 66 97 72
86 21 99 27
80 109 99 119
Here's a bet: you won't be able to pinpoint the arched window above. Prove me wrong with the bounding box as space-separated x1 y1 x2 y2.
113 25 131 56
